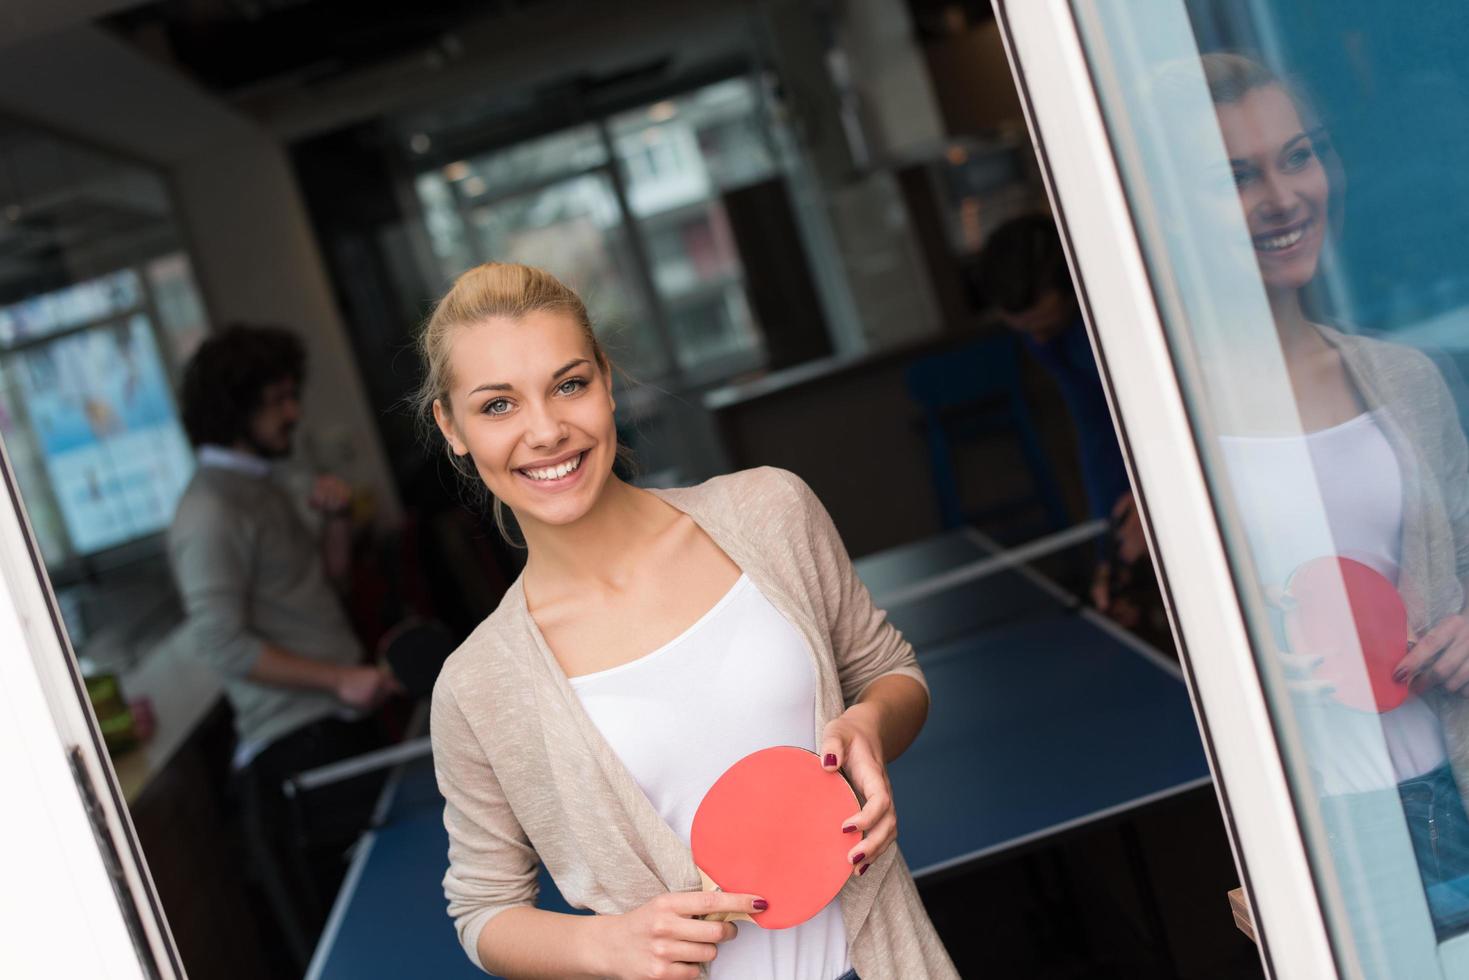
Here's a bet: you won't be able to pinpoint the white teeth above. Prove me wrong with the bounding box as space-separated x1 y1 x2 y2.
523 452 583 482
1257 226 1305 251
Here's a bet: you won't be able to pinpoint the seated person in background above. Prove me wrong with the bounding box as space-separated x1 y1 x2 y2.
167 323 398 940
974 214 1155 629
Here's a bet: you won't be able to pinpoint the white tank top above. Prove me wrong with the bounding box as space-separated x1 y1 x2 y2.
569 574 852 980
1220 411 1447 793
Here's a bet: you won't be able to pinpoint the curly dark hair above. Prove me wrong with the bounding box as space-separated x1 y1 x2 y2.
974 214 1073 314
179 323 306 447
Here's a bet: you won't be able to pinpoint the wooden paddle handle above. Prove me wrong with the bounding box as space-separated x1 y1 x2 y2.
696 868 753 923
1228 887 1256 943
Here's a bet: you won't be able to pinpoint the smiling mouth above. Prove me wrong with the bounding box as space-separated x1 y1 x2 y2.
517 451 586 483
1254 220 1313 253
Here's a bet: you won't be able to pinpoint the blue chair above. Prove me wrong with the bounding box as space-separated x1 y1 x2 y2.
906 335 1070 535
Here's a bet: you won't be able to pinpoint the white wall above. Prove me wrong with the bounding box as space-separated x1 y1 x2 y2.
171 138 402 521
837 0 947 158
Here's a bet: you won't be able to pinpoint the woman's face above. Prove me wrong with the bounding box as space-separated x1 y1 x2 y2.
434 310 617 530
1214 84 1329 293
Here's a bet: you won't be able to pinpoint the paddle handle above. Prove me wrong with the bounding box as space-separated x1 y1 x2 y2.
696 868 754 923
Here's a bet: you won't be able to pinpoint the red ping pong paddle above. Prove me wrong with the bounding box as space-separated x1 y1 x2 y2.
691 746 860 930
1283 556 1412 713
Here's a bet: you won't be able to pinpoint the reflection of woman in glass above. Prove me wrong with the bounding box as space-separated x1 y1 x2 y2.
1200 53 1469 935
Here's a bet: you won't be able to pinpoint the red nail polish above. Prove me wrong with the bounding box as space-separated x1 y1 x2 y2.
859 863 870 876
851 851 866 865
753 899 769 911
824 753 838 767
1394 668 1409 683
842 824 857 834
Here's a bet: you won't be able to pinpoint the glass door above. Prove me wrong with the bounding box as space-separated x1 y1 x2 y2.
1000 1 1469 977
0 428 182 978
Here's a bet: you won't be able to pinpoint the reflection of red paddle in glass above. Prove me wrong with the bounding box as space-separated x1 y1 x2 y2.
691 746 860 930
1284 556 1412 713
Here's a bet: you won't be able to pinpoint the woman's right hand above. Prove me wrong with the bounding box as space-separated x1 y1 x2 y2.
593 890 760 979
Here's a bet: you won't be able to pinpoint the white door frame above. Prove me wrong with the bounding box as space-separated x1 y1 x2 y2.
993 1 1344 976
0 432 182 977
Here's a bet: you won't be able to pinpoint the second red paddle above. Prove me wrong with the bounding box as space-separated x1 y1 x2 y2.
691 746 860 930
1284 556 1411 713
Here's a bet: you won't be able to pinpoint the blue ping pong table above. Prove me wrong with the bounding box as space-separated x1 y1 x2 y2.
307 525 1211 979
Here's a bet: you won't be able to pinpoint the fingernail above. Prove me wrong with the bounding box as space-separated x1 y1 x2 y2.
824 754 837 767
859 863 870 876
851 852 866 865
753 899 768 911
1394 668 1409 683
842 824 857 834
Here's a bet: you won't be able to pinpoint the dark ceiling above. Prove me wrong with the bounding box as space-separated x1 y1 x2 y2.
104 0 564 98
104 0 993 102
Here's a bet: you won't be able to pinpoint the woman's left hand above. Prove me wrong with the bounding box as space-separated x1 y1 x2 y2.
1395 614 1469 696
820 704 895 878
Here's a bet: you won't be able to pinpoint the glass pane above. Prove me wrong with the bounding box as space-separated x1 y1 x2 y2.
414 170 478 280
608 78 773 374
0 270 142 347
1072 0 1469 972
144 253 209 368
642 202 762 369
0 371 66 567
607 77 776 207
449 123 606 201
5 315 194 556
467 172 670 378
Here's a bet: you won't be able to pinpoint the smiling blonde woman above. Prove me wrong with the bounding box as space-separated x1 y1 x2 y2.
419 262 958 979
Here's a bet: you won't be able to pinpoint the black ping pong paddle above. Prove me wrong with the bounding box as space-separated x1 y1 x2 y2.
379 619 455 698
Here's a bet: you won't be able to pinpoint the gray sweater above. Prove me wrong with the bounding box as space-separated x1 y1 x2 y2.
166 464 361 752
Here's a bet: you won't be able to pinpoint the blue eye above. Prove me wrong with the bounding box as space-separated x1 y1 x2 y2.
557 378 588 395
1233 169 1255 188
1283 147 1314 170
482 398 511 416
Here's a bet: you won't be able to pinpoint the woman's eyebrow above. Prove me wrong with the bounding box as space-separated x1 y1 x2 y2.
1280 127 1326 154
552 358 591 379
1228 127 1324 169
468 380 513 396
468 358 591 396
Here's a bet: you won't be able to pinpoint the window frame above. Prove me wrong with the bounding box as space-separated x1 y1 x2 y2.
0 431 182 978
994 1 1343 976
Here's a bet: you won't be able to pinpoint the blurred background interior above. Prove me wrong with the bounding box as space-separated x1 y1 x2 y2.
0 1 1257 978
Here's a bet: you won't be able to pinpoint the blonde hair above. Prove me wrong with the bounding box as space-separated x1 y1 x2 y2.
415 262 623 546
1197 51 1281 105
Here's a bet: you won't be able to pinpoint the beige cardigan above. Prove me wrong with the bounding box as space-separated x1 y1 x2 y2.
1318 327 1469 799
431 466 959 979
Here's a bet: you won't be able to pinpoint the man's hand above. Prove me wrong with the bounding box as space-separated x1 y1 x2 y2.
334 664 400 711
1111 492 1146 564
308 474 353 517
